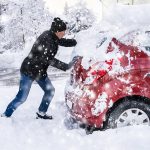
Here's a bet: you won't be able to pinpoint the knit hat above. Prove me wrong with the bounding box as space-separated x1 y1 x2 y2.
51 17 67 33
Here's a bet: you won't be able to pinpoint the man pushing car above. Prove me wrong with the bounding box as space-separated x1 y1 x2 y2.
1 17 77 119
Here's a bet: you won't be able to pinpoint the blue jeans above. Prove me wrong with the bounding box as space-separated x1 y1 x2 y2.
4 74 55 117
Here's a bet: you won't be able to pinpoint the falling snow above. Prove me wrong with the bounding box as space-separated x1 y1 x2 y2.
1 2 150 150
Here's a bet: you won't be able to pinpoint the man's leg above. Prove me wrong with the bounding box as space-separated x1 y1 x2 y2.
36 76 55 114
3 74 33 117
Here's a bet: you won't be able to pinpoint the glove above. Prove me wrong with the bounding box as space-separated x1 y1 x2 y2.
67 56 80 70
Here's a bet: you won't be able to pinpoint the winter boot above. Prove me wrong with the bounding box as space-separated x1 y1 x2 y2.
36 112 53 120
1 113 10 118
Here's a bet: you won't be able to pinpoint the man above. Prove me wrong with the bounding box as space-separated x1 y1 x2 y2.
1 17 77 119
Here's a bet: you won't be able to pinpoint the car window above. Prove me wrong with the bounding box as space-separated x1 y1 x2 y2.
96 37 107 48
119 30 139 46
120 30 150 52
141 31 150 52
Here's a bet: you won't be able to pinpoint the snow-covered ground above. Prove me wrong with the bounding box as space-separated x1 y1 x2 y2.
0 79 150 150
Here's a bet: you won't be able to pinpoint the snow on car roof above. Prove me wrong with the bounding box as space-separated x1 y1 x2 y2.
73 25 150 70
73 3 150 63
75 25 150 56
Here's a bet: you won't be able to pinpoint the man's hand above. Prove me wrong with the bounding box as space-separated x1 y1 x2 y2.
67 56 80 70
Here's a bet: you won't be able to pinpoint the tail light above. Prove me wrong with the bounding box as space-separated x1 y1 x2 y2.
70 56 113 86
84 59 113 84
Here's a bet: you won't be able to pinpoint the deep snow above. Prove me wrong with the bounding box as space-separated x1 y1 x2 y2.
0 79 150 150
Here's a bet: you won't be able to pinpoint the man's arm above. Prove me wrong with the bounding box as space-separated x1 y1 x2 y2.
49 56 79 71
49 58 69 71
58 38 77 47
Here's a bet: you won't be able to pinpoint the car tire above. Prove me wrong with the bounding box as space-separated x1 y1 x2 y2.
105 98 150 129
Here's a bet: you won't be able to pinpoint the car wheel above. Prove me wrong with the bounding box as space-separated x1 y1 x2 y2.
105 98 150 129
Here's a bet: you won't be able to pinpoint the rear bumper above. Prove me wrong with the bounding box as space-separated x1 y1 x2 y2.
65 91 104 128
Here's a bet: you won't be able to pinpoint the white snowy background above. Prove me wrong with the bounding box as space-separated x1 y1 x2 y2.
1 0 150 150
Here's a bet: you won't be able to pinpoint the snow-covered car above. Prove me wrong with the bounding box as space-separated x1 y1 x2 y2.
65 27 150 131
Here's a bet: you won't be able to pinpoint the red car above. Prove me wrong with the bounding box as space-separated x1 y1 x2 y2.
65 29 150 132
